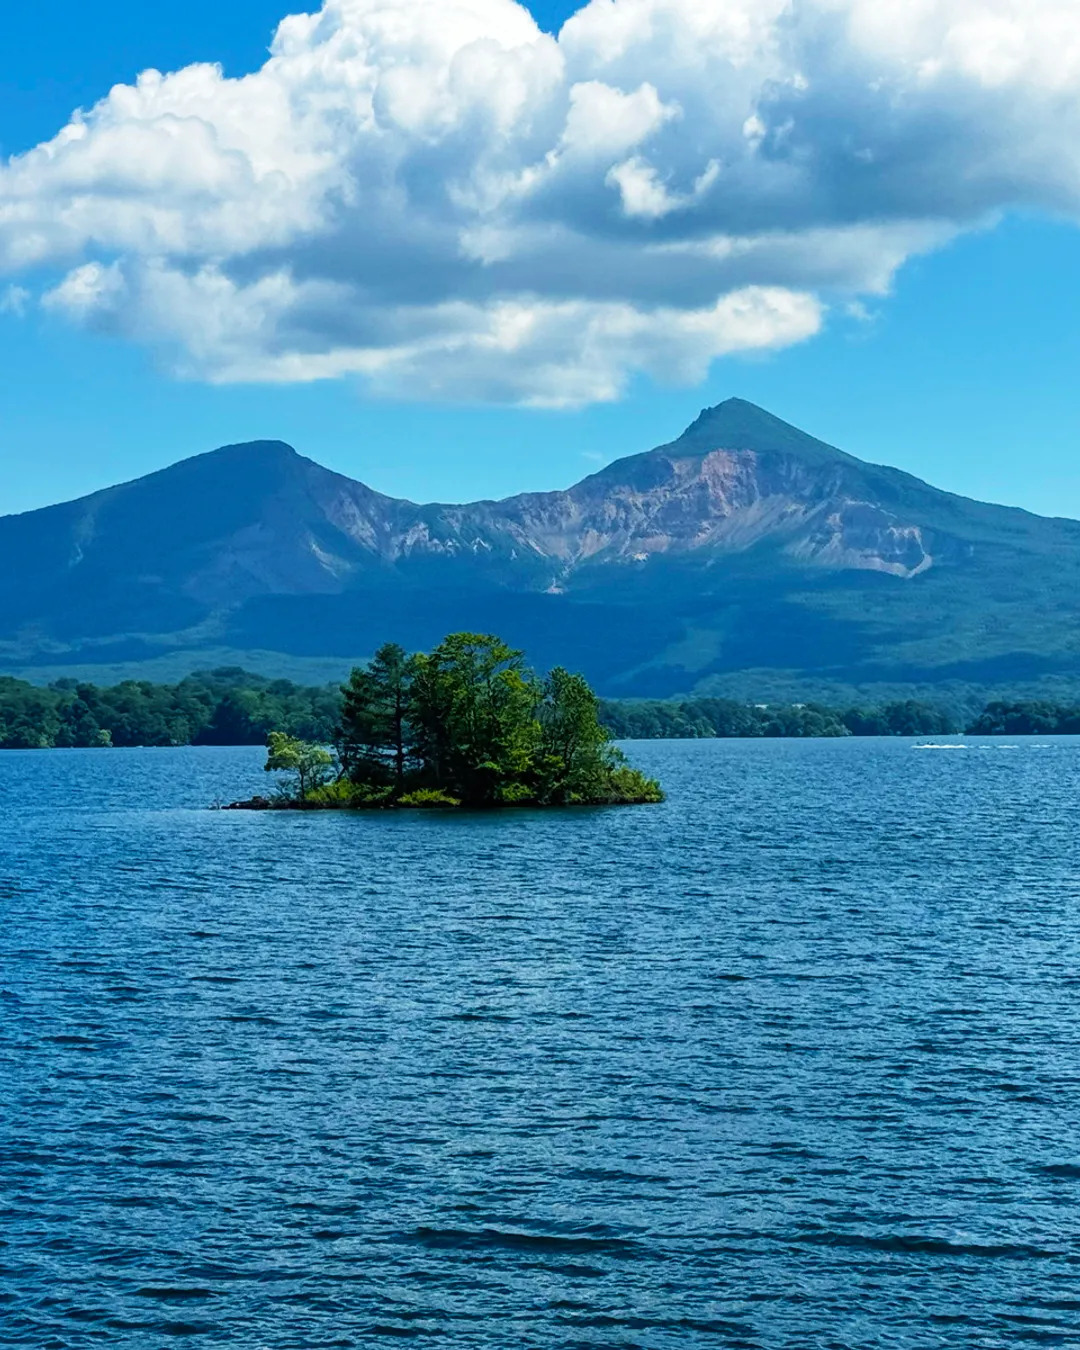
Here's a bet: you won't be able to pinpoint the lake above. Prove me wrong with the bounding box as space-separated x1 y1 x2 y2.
2 737 1080 1347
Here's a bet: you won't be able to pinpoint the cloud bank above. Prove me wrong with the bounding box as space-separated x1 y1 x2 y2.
3 0 1079 405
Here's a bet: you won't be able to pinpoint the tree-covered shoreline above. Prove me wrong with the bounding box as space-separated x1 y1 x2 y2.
246 633 663 810
0 669 340 750
4 666 1080 751
599 697 959 740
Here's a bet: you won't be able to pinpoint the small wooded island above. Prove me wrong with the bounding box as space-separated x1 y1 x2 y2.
227 633 663 810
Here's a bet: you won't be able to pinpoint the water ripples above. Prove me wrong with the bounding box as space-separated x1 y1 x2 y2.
2 738 1080 1346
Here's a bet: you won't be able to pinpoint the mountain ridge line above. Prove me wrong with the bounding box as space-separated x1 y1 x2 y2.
2 398 1079 702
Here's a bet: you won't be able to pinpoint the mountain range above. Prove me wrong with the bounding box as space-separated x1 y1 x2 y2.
3 399 1079 702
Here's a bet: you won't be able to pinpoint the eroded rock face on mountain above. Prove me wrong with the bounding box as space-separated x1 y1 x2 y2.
183 417 944 589
786 502 934 577
465 446 938 580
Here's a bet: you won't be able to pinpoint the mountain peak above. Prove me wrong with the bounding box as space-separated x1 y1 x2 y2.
198 439 302 466
135 438 308 497
674 398 856 467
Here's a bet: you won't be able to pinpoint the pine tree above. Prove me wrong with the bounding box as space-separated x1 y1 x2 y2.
338 643 416 791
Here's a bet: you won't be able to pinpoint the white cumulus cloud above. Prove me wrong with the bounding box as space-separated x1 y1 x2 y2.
3 0 1080 405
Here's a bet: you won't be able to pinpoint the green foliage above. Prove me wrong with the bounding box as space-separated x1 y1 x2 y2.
599 764 666 805
840 700 958 737
330 632 662 809
10 656 1032 767
397 788 463 808
965 700 1080 735
264 731 334 798
599 695 957 740
0 669 340 749
409 633 541 806
760 704 850 738
304 779 394 807
338 643 417 789
536 666 612 801
193 671 341 745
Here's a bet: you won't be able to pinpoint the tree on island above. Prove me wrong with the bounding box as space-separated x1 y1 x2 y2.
265 731 334 799
263 632 663 809
338 642 416 792
405 633 539 805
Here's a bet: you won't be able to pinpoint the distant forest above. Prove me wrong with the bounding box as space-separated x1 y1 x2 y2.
599 698 956 739
0 670 1077 749
0 669 341 750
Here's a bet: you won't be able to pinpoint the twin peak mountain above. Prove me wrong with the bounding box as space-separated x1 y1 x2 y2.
2 399 1078 699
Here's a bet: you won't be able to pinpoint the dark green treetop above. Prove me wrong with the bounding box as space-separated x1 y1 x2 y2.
338 642 416 791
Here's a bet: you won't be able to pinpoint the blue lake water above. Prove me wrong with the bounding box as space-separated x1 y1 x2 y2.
2 737 1080 1348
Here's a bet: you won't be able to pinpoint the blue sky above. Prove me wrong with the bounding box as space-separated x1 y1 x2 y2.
2 0 1080 519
